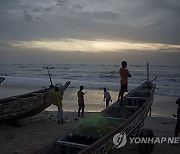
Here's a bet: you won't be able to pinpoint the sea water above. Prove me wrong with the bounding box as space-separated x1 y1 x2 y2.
0 63 179 97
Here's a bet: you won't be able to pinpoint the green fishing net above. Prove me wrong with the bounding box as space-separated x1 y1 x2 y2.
76 113 110 138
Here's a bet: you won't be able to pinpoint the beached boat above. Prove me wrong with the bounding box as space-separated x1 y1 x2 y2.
0 87 53 122
0 66 54 121
36 80 156 154
0 77 5 84
0 81 70 122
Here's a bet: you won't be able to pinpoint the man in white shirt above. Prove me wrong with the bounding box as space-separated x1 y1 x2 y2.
103 88 112 108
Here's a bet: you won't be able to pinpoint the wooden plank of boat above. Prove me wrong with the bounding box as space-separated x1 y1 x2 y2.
0 87 52 121
0 77 5 84
36 81 156 154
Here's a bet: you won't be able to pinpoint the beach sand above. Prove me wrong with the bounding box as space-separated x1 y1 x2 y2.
0 85 179 154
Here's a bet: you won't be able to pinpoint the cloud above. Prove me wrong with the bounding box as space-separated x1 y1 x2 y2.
1 47 180 65
22 10 33 22
56 0 66 7
8 39 180 53
0 0 180 47
0 0 179 66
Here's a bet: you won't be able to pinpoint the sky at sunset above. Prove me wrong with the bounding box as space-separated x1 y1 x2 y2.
0 0 180 65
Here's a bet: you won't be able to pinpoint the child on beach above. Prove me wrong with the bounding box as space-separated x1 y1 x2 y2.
173 98 180 137
51 81 70 124
103 88 112 108
117 61 131 105
77 85 86 117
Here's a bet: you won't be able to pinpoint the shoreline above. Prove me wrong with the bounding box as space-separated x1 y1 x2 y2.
1 83 179 98
0 84 178 112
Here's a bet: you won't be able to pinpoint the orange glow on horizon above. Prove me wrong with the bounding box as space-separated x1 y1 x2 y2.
11 39 180 52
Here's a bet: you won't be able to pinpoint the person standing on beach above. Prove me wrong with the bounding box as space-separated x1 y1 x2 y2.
173 98 180 137
117 61 131 105
77 85 86 117
51 81 70 124
103 88 112 108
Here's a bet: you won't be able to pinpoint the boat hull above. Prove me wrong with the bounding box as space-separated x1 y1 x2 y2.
0 88 52 121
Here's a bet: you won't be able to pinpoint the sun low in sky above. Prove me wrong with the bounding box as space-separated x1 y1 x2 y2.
11 39 180 53
0 0 180 65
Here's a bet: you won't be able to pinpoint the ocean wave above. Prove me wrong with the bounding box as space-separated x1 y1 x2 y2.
0 64 179 97
130 65 144 67
99 74 119 79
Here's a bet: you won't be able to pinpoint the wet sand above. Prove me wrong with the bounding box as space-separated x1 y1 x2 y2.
0 85 179 154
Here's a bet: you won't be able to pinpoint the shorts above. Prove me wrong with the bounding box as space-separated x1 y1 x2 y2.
120 85 128 92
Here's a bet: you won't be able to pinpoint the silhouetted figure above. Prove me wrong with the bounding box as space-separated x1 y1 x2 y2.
103 88 112 108
77 85 86 117
173 98 180 137
117 61 131 105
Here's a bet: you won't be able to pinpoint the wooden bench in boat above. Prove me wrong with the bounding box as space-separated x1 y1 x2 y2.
125 106 139 109
56 141 88 149
126 97 148 100
103 106 128 119
125 96 148 106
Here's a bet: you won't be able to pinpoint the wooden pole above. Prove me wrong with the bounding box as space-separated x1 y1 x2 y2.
47 67 53 87
147 62 149 81
43 66 54 87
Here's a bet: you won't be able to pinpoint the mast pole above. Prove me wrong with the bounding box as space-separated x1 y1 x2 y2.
43 66 54 87
47 67 53 87
147 62 150 81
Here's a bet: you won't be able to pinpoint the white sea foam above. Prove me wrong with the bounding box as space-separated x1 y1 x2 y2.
0 64 179 97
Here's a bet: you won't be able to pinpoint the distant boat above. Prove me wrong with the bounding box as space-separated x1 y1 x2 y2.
0 77 5 84
36 81 156 154
0 87 53 122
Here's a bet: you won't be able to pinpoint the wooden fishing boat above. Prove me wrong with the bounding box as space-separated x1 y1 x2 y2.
36 80 156 154
0 66 54 121
0 77 5 84
0 80 70 122
0 87 53 122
